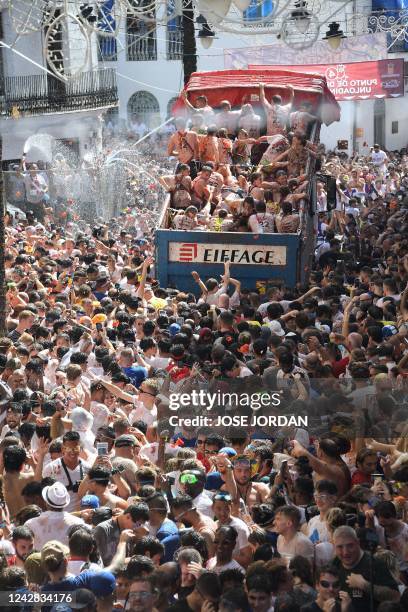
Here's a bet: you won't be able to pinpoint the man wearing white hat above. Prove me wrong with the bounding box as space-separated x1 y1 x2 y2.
25 481 84 550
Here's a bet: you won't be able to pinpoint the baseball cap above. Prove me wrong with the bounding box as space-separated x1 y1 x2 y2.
114 434 137 448
268 320 285 337
80 495 100 509
87 571 116 598
218 447 237 458
382 324 398 339
41 541 69 567
169 323 181 337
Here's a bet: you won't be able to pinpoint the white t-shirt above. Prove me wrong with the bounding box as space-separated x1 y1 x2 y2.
42 458 91 512
90 401 110 433
277 531 314 563
371 150 387 172
221 516 251 554
129 402 157 428
194 491 214 518
143 355 171 370
139 442 179 463
25 510 84 550
67 559 102 574
306 515 330 543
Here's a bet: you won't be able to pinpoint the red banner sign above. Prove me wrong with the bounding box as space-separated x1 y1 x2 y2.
248 59 404 101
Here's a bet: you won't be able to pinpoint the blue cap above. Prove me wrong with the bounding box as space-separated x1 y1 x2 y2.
218 447 237 458
80 495 100 509
382 324 398 339
169 323 181 337
88 571 116 597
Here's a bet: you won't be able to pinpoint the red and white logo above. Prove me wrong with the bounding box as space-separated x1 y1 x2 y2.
178 243 198 262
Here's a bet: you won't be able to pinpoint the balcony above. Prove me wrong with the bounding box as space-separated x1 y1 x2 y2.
167 30 183 60
127 32 157 61
0 69 118 117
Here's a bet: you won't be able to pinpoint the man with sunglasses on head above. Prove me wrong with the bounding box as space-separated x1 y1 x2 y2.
222 454 270 512
171 494 217 557
301 566 351 612
179 469 214 518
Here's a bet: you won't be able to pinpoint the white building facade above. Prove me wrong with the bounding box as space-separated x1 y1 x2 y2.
0 2 118 164
107 0 407 154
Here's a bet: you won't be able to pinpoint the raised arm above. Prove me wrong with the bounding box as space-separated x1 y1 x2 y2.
259 83 272 111
136 255 154 300
285 84 295 106
181 89 196 112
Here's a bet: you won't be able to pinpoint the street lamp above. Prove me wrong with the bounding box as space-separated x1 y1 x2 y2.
290 1 312 34
323 21 346 50
197 21 216 48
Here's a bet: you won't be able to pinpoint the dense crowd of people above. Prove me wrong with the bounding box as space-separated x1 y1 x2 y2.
0 87 407 612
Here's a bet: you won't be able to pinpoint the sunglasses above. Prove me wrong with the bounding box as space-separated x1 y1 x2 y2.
180 473 199 485
173 508 190 522
139 389 156 397
213 493 232 502
233 456 253 467
320 580 340 589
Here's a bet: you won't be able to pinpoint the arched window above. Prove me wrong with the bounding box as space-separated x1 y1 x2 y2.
127 90 160 128
166 96 178 118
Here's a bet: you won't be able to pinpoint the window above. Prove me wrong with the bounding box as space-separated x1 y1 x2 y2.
97 0 117 59
127 91 160 128
243 0 274 24
166 0 183 61
392 121 398 134
127 1 157 61
98 37 117 61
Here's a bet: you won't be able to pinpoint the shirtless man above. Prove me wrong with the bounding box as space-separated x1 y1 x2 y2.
289 102 317 136
167 117 199 176
171 494 217 556
259 82 294 136
181 90 215 126
222 456 269 514
215 101 240 138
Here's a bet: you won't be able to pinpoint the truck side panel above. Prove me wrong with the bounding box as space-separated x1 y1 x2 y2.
155 229 300 294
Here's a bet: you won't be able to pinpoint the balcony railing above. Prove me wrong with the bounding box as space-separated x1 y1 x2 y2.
167 30 183 60
0 69 118 117
127 33 157 61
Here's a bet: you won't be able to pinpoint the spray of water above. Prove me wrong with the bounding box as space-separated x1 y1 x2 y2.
17 114 174 229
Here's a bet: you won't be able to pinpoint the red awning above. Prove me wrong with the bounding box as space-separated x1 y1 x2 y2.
174 68 341 125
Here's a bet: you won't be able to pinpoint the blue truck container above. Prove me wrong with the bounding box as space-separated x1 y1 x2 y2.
155 68 340 294
156 224 305 294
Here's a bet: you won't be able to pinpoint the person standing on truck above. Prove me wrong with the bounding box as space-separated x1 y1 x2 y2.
259 82 294 136
198 126 220 166
215 100 240 138
238 103 261 138
159 164 192 211
289 101 317 137
181 90 215 126
167 117 199 178
191 166 213 210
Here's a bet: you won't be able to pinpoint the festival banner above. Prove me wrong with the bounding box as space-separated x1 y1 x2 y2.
224 32 387 69
247 59 405 101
